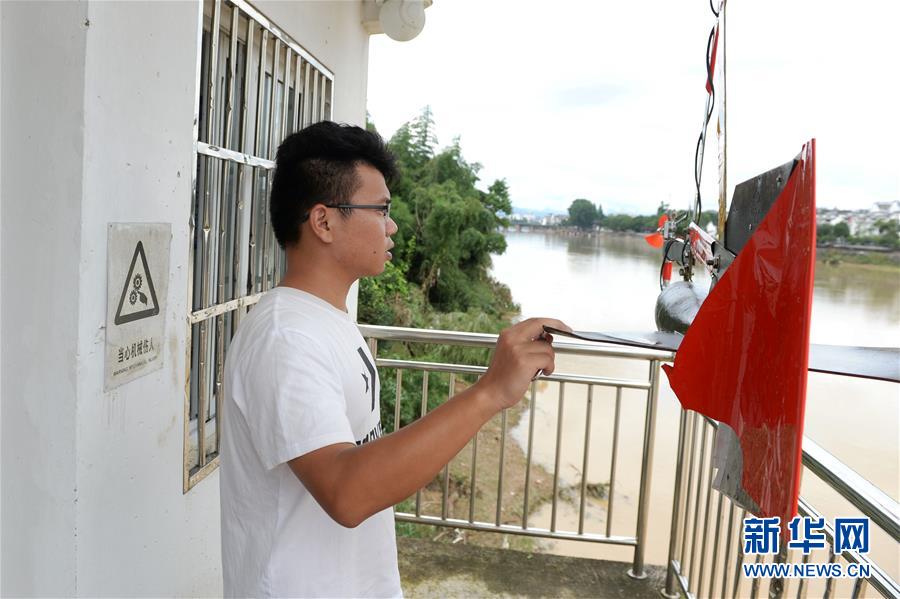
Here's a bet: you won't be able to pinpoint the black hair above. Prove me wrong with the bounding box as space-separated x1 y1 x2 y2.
269 121 398 248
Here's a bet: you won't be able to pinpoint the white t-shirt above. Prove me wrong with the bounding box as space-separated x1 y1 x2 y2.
220 287 401 598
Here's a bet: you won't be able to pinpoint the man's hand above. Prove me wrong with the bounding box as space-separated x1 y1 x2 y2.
477 318 572 412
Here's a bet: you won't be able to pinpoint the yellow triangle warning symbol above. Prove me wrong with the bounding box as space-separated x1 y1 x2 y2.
115 241 160 325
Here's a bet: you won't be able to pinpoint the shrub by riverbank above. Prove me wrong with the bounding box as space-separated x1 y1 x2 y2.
817 247 900 269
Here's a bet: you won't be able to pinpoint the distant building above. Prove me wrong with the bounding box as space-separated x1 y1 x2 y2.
816 202 900 237
510 212 541 224
541 214 566 227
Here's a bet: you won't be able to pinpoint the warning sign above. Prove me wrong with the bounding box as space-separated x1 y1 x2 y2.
105 223 171 391
115 241 160 324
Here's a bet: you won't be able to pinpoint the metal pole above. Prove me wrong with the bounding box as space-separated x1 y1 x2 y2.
522 382 537 529
415 371 429 517
663 408 689 597
393 370 402 432
688 422 710 587
680 412 699 568
577 385 593 535
769 543 788 598
718 1 728 239
606 386 622 537
292 55 301 133
628 359 660 579
232 17 254 330
495 408 507 526
697 443 717 596
468 426 478 524
248 29 268 295
262 38 280 292
732 509 748 599
441 374 455 520
706 492 725 598
720 500 736 598
184 0 205 491
550 383 566 533
198 0 223 469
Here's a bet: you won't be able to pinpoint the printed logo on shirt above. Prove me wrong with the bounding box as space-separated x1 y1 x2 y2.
356 347 377 411
356 421 383 445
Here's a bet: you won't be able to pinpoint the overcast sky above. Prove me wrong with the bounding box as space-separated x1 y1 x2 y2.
367 0 899 215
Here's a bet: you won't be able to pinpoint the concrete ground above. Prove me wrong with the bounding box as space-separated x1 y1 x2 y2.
397 537 673 598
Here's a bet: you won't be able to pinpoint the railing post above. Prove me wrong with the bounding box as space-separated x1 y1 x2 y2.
628 359 660 580
663 408 689 597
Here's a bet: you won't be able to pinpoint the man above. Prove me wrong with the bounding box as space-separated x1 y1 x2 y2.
220 121 569 597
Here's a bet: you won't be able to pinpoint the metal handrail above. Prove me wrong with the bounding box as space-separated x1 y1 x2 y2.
362 323 900 598
360 323 667 579
690 416 900 543
802 437 900 542
797 497 900 599
359 323 675 361
664 413 900 599
376 358 653 390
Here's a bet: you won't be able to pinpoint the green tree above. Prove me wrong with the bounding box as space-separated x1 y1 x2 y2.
362 107 517 317
409 105 438 166
833 222 850 239
484 179 512 217
876 219 900 249
361 108 521 429
568 199 598 230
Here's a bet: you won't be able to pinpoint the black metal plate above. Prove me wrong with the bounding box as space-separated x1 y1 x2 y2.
545 327 900 383
725 157 797 254
808 344 900 383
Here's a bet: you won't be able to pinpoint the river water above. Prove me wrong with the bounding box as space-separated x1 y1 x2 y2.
490 230 900 574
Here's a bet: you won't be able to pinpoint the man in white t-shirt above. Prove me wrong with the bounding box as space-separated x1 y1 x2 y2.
219 121 569 598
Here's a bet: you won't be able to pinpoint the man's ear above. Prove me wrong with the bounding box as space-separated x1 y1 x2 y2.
307 204 333 243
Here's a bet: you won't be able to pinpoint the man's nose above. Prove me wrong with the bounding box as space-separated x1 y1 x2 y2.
386 215 399 236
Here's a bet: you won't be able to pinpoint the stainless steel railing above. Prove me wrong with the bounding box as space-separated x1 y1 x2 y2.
664 412 900 599
363 324 899 597
360 324 673 578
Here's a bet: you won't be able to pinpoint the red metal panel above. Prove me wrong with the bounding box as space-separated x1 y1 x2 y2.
663 140 816 532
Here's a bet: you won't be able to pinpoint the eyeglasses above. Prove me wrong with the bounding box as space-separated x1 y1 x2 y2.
329 203 391 217
300 202 391 223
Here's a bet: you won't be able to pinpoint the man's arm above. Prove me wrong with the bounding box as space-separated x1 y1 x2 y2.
288 317 570 528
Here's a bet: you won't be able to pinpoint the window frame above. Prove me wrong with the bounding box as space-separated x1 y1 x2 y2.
184 0 334 492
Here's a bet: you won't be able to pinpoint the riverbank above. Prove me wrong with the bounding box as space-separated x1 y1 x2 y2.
817 247 900 268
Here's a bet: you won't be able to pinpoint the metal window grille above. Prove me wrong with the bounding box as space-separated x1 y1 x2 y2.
184 0 334 491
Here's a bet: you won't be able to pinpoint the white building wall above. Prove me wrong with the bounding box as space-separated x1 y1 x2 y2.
1 2 88 596
74 2 222 595
2 1 373 596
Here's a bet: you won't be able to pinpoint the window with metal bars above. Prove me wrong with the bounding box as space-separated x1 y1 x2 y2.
184 0 334 491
